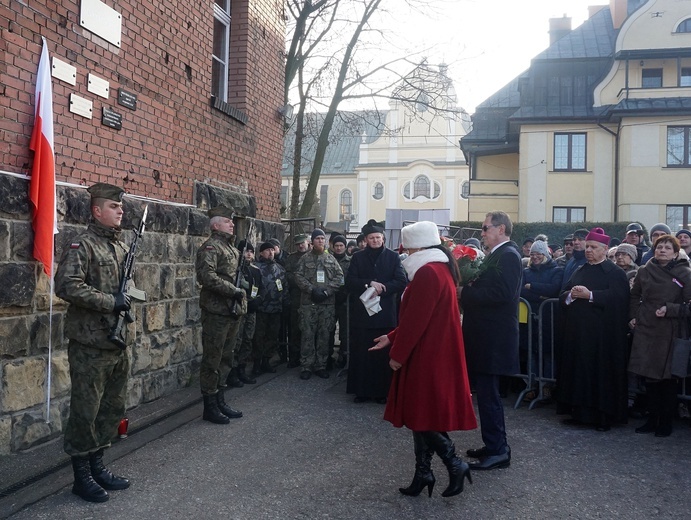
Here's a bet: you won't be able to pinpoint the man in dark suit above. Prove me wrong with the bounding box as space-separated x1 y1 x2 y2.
458 211 522 470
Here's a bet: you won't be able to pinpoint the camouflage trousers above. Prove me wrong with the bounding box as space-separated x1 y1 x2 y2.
254 312 281 360
200 309 240 395
233 312 257 366
299 304 335 371
63 340 130 457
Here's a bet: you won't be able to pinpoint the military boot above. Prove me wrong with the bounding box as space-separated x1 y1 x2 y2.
226 368 245 388
71 456 109 503
202 394 230 424
237 364 256 384
216 390 243 419
89 449 130 490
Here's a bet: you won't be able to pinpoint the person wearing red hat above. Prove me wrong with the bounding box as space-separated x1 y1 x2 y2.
557 227 630 431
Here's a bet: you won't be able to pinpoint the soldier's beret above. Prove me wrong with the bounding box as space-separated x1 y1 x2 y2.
208 205 234 219
87 182 125 202
293 234 309 245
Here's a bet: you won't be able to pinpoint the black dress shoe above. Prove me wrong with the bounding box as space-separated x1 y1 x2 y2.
468 452 510 471
467 446 511 460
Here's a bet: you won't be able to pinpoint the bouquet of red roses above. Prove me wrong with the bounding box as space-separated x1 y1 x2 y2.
450 243 483 286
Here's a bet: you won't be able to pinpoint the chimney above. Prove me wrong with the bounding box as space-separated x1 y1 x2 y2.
549 15 572 45
610 0 646 29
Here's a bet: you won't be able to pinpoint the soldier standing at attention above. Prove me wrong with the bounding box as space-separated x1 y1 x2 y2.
284 234 310 368
195 205 244 424
295 228 344 380
55 183 135 503
329 234 351 369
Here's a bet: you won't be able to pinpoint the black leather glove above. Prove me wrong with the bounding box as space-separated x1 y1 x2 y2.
113 292 131 312
311 287 328 303
234 289 246 302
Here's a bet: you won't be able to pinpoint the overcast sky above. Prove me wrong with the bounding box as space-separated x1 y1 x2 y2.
388 0 599 113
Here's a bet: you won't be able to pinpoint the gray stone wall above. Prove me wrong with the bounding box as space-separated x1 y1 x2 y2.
0 176 283 454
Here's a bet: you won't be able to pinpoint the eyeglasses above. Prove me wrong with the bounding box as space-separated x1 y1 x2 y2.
482 224 499 232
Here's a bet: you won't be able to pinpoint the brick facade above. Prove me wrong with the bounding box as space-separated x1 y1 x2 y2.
0 0 286 454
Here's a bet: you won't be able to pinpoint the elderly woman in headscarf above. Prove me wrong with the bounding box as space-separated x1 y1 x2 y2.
557 227 630 431
520 239 563 390
370 221 476 498
628 235 691 437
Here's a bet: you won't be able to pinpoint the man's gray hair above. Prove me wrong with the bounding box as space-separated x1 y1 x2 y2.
486 211 513 237
210 216 226 230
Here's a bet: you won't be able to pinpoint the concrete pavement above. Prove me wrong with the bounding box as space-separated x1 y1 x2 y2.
2 367 691 519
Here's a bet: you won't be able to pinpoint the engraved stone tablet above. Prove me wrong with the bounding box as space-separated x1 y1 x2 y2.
102 107 122 130
87 73 110 99
69 94 93 119
52 57 77 86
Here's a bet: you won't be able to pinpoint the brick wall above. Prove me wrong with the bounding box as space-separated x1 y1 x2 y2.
0 0 286 454
1 0 285 219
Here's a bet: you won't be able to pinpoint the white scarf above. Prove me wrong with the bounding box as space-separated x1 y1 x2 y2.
402 248 449 280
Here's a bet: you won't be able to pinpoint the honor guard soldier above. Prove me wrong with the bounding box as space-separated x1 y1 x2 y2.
55 183 137 503
195 205 245 424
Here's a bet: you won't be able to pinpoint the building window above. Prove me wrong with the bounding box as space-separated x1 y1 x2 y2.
642 68 663 88
554 133 586 171
339 189 352 219
667 205 691 232
212 0 231 102
681 67 691 87
460 181 470 199
667 126 691 166
553 207 586 223
372 182 384 200
413 175 430 198
676 19 691 33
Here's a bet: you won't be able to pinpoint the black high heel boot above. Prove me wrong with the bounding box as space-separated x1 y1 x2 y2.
399 431 435 497
422 431 472 498
636 382 659 433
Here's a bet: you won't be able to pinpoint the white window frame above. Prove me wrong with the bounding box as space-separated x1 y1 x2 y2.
212 1 231 102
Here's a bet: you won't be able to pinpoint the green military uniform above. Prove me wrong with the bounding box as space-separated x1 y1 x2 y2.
295 248 344 373
284 234 309 366
55 184 133 458
331 249 351 366
195 214 245 396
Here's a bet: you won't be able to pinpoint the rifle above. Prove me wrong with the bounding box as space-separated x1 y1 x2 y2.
231 217 254 317
109 205 148 349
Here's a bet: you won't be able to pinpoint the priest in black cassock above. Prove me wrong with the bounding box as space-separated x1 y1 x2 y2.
556 227 630 431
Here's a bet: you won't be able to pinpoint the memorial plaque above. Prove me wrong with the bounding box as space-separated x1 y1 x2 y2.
102 107 122 130
52 57 77 86
69 94 93 119
117 88 138 110
87 73 110 99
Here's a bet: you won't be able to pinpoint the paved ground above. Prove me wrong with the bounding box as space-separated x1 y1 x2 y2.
2 367 691 519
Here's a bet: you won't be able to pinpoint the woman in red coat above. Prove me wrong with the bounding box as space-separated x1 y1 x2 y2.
370 221 477 498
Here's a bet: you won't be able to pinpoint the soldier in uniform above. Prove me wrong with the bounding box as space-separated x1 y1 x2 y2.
55 183 135 503
284 234 310 368
329 234 351 369
195 205 244 424
229 240 264 385
253 242 290 375
295 228 344 380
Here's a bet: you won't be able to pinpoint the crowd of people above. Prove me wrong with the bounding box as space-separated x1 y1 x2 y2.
54 180 691 503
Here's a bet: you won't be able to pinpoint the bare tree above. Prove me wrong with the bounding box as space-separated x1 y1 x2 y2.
284 0 463 218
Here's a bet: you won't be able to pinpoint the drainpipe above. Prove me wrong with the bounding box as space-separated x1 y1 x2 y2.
597 121 620 221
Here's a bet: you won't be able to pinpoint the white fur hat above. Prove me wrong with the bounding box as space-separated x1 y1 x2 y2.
401 221 441 249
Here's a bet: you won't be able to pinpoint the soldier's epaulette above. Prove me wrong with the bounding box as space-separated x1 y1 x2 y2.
70 242 81 249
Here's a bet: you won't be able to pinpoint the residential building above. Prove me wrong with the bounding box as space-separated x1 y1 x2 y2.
461 0 691 233
282 65 471 232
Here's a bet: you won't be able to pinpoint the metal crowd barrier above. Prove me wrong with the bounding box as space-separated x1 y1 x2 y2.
529 298 560 410
512 297 534 409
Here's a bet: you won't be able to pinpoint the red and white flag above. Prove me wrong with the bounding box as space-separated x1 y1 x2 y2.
29 38 58 276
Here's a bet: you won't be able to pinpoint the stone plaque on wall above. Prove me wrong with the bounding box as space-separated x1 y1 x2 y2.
69 94 93 119
80 0 122 48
